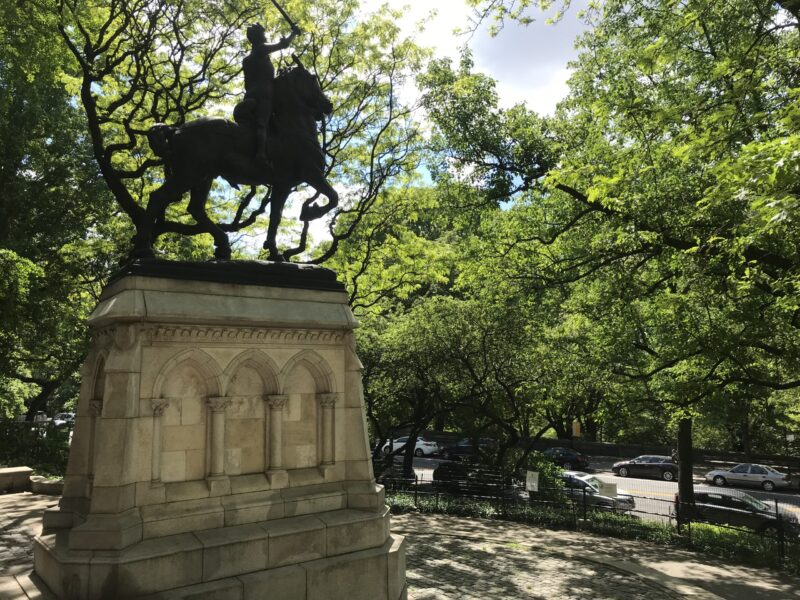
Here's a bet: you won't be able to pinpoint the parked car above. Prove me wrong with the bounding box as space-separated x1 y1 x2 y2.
32 411 50 424
612 455 677 481
671 489 800 535
381 436 439 457
560 471 636 513
704 463 791 492
441 438 496 462
433 461 518 498
541 447 590 471
53 412 75 427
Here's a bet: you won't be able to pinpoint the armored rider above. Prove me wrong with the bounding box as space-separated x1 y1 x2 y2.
243 22 300 163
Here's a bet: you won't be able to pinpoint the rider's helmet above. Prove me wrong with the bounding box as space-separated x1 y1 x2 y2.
246 23 266 45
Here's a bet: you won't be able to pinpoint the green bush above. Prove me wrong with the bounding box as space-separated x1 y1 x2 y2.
0 421 70 476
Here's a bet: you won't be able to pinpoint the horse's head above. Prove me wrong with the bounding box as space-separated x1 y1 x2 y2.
283 65 333 121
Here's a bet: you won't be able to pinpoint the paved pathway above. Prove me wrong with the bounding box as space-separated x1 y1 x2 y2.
394 513 800 600
2 493 800 599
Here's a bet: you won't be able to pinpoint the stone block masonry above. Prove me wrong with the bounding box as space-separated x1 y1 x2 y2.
34 260 406 599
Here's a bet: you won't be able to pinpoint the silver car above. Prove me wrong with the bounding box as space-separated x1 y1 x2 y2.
705 463 791 492
561 471 636 512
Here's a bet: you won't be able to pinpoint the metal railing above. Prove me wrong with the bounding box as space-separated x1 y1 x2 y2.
375 463 800 572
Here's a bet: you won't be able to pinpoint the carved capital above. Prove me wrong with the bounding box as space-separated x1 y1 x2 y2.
88 400 103 417
151 398 170 416
318 393 338 408
266 394 288 409
206 397 232 412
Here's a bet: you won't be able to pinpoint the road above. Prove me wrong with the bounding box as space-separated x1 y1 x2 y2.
404 456 800 524
592 472 800 523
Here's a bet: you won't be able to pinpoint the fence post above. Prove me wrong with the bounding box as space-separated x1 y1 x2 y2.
776 498 785 564
582 487 587 521
570 487 577 528
414 474 418 508
435 478 439 511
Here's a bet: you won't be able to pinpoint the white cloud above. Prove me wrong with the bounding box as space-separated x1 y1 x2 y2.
361 0 588 114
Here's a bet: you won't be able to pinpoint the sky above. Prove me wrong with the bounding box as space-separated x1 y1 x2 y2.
361 0 590 114
243 1 590 254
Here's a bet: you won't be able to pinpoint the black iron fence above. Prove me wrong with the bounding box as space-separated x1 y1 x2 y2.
375 461 800 574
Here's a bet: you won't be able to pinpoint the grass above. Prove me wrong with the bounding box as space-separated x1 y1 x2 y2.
386 490 800 575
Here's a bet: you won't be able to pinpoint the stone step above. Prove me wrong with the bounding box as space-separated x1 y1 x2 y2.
35 507 391 599
138 533 407 600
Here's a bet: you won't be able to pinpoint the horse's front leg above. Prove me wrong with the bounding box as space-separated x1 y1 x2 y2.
131 180 184 259
264 184 291 261
187 179 231 260
299 170 339 221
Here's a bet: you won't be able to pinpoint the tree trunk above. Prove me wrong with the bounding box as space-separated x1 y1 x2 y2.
402 430 419 478
582 416 599 442
550 418 570 440
24 380 58 421
677 417 695 516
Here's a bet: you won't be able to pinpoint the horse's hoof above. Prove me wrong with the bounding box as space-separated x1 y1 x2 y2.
300 203 322 221
214 248 232 260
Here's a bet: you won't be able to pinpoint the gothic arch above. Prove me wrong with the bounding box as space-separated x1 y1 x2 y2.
151 348 222 399
91 353 108 401
279 349 336 394
222 349 280 396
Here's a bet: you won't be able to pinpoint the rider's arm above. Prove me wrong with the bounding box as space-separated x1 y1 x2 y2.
263 29 298 53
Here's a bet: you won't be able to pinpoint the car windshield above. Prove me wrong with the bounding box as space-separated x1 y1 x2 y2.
739 493 769 511
582 476 603 492
764 466 781 474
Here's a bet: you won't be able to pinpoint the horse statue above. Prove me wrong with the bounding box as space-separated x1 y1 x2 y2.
135 61 337 261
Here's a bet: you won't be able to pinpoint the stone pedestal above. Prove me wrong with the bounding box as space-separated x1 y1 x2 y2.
34 260 406 599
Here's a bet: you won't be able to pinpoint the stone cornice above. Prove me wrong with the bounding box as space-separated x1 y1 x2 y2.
144 325 347 345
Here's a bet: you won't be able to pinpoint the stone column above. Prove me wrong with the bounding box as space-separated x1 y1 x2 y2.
150 399 169 483
319 393 337 465
206 397 231 477
266 395 288 471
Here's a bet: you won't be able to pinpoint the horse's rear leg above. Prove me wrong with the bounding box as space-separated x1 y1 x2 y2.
132 180 184 258
299 170 339 221
187 179 231 260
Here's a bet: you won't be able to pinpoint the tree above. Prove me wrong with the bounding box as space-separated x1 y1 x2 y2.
54 0 425 260
0 1 125 418
418 0 800 500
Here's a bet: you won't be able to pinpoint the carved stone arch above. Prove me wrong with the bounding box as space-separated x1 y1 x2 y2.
151 348 223 399
222 349 280 396
91 352 109 402
279 349 335 394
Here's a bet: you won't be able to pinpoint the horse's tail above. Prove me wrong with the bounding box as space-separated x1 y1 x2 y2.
147 124 175 175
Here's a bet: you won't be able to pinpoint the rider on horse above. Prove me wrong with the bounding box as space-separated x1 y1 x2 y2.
243 22 300 164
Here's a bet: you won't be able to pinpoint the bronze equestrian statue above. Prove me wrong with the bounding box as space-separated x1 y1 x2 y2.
135 47 337 262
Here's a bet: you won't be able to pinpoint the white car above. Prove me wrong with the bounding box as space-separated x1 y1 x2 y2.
381 436 439 457
53 412 75 427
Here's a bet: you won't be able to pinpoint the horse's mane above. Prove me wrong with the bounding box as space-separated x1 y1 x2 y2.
274 66 303 97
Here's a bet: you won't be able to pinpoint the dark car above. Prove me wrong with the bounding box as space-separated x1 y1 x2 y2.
541 447 590 471
433 461 517 498
441 438 496 462
612 455 677 481
671 489 800 535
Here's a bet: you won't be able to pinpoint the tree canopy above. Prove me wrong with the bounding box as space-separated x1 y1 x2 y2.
2 0 799 464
